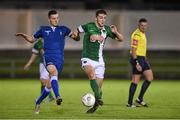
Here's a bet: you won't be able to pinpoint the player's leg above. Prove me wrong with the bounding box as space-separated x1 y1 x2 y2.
35 84 51 114
127 74 141 107
40 80 45 94
136 69 153 106
39 63 46 94
95 78 104 106
84 65 102 113
81 58 101 100
39 63 54 102
86 61 105 113
47 81 54 102
96 78 103 100
127 58 141 107
95 65 105 105
36 81 51 105
40 79 54 102
35 85 51 103
35 79 53 114
136 58 153 106
83 65 101 100
47 64 62 105
35 64 52 114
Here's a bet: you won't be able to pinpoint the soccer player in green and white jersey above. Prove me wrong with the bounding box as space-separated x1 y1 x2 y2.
75 9 124 113
24 38 54 102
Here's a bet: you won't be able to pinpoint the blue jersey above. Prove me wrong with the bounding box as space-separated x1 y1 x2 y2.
34 26 71 56
33 25 71 73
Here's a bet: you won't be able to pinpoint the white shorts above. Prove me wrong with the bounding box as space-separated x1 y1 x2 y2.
81 58 105 79
39 63 49 80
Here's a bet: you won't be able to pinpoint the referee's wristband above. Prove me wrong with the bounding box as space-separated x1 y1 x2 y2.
133 58 139 64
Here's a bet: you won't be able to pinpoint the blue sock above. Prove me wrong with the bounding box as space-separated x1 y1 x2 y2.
51 76 60 98
36 87 51 105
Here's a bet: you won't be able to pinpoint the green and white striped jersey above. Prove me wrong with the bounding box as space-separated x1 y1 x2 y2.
78 22 116 61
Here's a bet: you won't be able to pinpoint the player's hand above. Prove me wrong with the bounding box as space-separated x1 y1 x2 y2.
136 63 142 72
90 34 104 42
90 34 98 42
24 64 30 71
110 25 118 34
71 31 80 41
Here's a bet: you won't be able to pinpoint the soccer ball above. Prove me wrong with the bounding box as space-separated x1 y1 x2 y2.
82 93 95 107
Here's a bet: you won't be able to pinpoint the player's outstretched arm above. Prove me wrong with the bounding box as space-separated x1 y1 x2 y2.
24 53 37 70
15 33 35 43
110 25 124 42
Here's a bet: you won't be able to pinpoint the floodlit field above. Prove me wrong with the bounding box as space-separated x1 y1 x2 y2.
0 79 180 119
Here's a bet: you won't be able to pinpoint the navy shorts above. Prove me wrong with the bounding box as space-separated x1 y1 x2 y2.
130 56 151 74
43 54 64 74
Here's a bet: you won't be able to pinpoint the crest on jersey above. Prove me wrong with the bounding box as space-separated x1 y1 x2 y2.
45 30 51 36
101 29 107 38
98 29 107 44
59 31 62 36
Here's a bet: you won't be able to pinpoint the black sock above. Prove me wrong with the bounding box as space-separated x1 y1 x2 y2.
128 83 137 105
138 80 151 101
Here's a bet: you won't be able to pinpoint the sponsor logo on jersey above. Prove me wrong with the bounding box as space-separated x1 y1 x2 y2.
89 29 94 32
132 39 138 45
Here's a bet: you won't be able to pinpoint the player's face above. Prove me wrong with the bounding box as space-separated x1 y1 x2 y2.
49 14 59 27
95 14 107 28
138 22 148 33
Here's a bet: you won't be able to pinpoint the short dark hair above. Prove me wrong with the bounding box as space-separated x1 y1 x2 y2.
96 9 107 17
139 18 147 23
48 10 58 18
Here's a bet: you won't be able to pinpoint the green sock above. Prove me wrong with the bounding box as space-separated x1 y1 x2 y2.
41 85 45 94
99 89 102 99
48 91 53 98
90 79 100 99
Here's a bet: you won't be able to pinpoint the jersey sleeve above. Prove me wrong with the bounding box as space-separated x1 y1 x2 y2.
131 34 140 48
63 26 72 37
106 26 116 39
33 27 43 40
77 23 88 33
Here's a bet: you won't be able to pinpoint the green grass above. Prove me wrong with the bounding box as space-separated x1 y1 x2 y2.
0 79 180 119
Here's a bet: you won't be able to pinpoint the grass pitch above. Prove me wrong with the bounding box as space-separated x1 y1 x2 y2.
0 79 180 119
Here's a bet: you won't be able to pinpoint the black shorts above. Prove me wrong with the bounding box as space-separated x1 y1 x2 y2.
130 56 151 74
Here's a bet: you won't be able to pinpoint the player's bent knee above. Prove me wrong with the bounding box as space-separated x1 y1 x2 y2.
47 65 58 76
49 70 57 76
88 73 96 80
146 73 154 81
131 78 139 84
147 76 153 81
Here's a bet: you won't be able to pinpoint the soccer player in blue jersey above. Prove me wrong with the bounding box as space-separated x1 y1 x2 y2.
16 10 79 114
